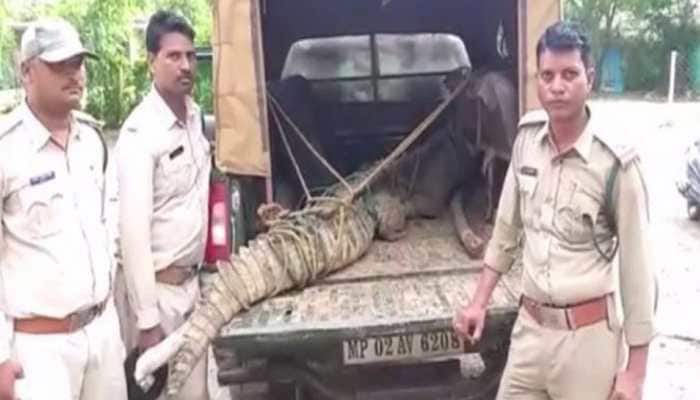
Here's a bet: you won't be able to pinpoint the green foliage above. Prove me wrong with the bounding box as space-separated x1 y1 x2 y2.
0 0 212 127
0 0 18 90
622 39 666 92
194 57 213 114
566 0 700 94
565 0 631 71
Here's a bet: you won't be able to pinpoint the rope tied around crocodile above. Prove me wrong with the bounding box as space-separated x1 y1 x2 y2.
136 187 378 397
135 77 470 399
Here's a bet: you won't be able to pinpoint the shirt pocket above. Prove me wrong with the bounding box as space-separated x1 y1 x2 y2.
17 182 65 238
158 145 195 197
517 173 538 225
554 183 601 244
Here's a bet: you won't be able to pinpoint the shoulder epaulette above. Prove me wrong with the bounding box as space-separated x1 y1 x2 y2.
518 109 548 128
595 132 639 168
120 112 141 135
74 110 108 173
0 108 24 141
74 110 105 132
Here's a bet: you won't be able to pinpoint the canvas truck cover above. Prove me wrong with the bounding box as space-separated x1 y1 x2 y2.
519 0 561 114
212 0 561 176
212 0 269 176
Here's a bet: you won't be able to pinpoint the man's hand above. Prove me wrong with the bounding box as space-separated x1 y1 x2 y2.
608 370 645 400
138 324 165 354
0 360 24 400
452 266 501 345
453 301 487 345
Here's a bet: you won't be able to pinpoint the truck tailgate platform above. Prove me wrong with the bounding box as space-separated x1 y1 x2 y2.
218 214 522 338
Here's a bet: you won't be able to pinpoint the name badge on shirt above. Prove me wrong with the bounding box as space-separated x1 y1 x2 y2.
169 145 184 160
29 171 56 186
519 166 538 177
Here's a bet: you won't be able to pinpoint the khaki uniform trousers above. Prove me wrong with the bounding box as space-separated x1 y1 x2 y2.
114 267 208 400
496 307 623 400
13 300 127 400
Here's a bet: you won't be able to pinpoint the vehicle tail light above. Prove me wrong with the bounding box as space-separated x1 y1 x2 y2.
204 178 231 267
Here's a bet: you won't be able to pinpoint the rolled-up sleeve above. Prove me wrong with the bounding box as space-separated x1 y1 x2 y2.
483 161 523 274
117 131 160 330
615 160 656 346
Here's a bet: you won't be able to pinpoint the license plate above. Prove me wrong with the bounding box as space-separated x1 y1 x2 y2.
342 329 465 365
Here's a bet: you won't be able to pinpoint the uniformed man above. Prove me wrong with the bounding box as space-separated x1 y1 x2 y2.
0 18 127 400
453 22 656 400
114 10 210 400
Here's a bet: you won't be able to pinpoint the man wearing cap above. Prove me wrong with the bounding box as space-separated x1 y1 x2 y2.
114 10 210 400
453 22 656 400
0 18 127 400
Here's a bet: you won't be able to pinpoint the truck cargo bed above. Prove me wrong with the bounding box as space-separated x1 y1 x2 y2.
217 213 521 341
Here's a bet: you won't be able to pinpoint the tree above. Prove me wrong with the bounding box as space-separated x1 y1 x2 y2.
0 0 213 125
566 0 700 93
0 0 19 91
565 0 634 89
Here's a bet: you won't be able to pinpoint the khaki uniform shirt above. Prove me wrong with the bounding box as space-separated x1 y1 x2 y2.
484 107 656 346
0 102 111 362
115 87 210 330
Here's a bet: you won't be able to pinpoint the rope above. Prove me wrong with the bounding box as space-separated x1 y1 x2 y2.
345 78 469 201
260 198 366 288
266 76 468 206
269 101 313 201
158 171 380 397
267 93 353 194
259 166 377 285
403 150 422 201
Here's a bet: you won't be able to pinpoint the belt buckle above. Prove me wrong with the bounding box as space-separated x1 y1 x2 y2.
178 268 194 284
67 312 83 332
522 298 543 325
523 298 569 330
564 308 578 330
540 307 569 329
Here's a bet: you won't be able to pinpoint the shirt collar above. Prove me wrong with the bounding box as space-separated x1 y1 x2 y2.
20 100 80 152
146 85 198 131
537 106 596 163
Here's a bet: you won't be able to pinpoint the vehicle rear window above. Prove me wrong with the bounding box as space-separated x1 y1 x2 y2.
282 35 371 80
282 33 470 102
376 33 470 76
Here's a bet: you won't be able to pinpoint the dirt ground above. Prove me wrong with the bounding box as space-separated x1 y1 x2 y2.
589 99 700 400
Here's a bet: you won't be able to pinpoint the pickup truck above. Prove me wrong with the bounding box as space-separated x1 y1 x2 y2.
197 1 561 399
